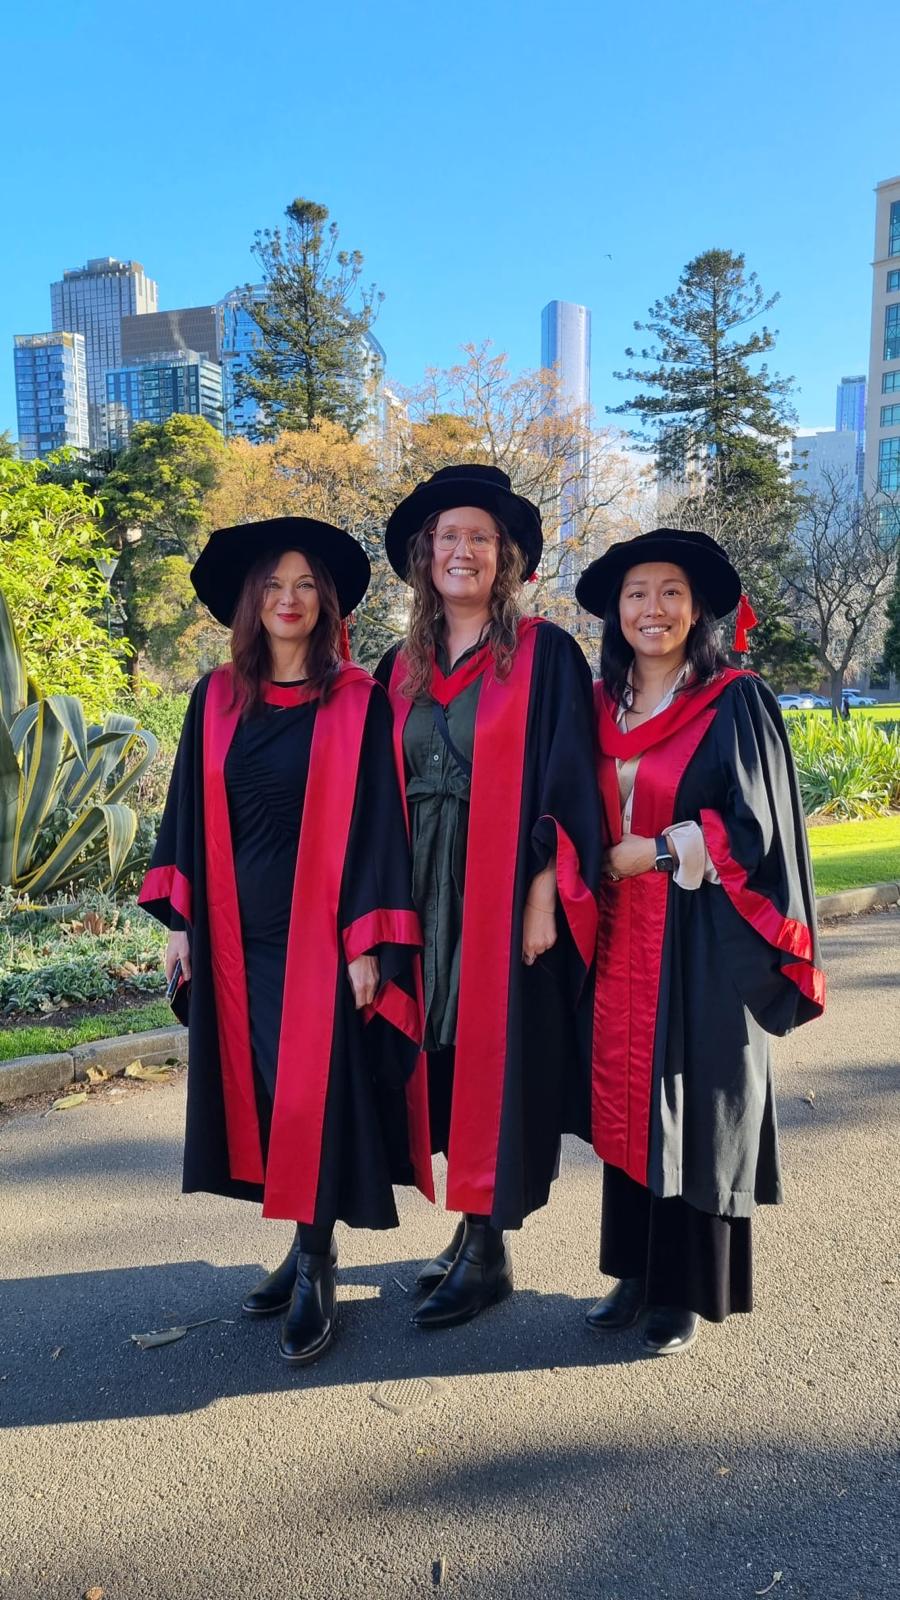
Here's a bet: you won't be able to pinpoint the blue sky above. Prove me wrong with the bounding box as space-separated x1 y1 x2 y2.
3 0 897 440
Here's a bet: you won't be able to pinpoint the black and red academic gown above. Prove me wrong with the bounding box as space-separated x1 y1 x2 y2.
590 670 826 1219
376 618 602 1230
138 662 434 1227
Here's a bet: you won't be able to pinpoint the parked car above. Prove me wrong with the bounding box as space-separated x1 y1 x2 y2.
842 689 878 707
777 692 819 711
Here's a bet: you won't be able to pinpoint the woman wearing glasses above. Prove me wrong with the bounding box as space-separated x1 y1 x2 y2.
376 465 602 1330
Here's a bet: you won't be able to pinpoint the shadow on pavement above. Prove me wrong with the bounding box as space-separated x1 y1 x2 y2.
777 1056 900 1133
0 1257 643 1429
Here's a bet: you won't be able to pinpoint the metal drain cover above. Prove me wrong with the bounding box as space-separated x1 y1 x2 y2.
369 1376 445 1415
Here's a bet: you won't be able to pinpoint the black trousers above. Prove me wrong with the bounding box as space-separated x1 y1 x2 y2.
600 1163 753 1323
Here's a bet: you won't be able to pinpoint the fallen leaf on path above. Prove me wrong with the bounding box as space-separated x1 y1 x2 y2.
124 1061 173 1081
49 1092 88 1111
84 1587 104 1600
86 1067 109 1085
717 1465 731 1476
755 1574 783 1596
802 1091 816 1107
50 1347 64 1361
130 1317 221 1350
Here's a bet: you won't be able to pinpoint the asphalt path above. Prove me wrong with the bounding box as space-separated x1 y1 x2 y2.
1 910 898 1600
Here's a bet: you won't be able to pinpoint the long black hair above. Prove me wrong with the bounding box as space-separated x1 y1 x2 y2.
599 575 728 706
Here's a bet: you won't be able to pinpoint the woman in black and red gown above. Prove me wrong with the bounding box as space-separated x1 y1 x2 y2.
576 528 825 1356
139 516 431 1366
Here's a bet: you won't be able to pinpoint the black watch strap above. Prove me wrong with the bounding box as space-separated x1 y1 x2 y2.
654 834 675 872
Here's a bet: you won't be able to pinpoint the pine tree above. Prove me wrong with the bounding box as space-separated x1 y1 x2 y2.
611 249 796 492
239 198 383 441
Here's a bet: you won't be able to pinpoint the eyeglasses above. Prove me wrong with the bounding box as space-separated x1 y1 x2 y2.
433 530 499 551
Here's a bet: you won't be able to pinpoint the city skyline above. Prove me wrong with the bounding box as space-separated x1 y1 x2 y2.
3 0 896 452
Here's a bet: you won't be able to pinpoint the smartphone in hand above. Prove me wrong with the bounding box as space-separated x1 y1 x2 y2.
165 959 183 1003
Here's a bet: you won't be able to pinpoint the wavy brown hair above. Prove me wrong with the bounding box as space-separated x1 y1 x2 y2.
229 547 341 717
401 511 525 698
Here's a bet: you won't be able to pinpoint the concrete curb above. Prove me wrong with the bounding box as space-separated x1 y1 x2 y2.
0 1026 187 1108
815 880 900 919
2 879 899 1107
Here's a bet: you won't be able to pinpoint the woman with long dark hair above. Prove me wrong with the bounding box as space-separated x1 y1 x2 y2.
376 465 602 1330
575 529 825 1355
139 517 431 1365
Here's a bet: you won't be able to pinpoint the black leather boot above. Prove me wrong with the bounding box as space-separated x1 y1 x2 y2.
585 1276 644 1332
278 1250 337 1364
241 1229 337 1318
641 1306 700 1355
412 1220 513 1330
414 1217 466 1294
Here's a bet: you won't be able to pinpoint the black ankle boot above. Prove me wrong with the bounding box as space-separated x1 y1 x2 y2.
278 1250 337 1364
641 1306 700 1356
241 1229 337 1318
412 1220 513 1330
585 1276 644 1332
414 1217 466 1294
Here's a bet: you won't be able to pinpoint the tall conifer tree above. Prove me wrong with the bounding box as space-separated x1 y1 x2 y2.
239 199 383 441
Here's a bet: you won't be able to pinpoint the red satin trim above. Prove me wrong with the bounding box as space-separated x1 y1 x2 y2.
447 621 542 1213
429 643 493 705
595 669 747 761
538 816 597 972
343 908 423 965
203 668 265 1184
262 663 371 708
262 674 373 1221
783 960 827 1009
591 705 719 1183
138 863 193 925
364 978 422 1045
701 807 825 1012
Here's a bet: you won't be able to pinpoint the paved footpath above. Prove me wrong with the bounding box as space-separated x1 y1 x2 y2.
1 911 898 1600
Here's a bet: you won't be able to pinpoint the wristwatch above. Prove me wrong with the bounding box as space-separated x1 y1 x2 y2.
654 835 676 873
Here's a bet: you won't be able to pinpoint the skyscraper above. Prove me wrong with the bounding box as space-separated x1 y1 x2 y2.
14 331 89 460
105 352 223 451
541 300 591 413
864 176 900 514
51 257 158 447
835 375 866 495
121 306 218 367
540 301 592 588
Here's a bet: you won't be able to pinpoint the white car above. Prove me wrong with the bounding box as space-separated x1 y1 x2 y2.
842 689 878 707
777 693 818 711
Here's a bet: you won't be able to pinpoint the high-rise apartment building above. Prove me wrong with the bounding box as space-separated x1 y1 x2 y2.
864 177 900 514
104 352 223 451
51 257 158 447
13 331 89 460
540 301 592 588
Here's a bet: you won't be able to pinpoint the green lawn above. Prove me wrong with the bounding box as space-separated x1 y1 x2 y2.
789 704 900 726
807 814 900 896
0 1000 173 1063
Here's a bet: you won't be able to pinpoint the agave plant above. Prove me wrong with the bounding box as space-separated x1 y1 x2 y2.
0 586 158 896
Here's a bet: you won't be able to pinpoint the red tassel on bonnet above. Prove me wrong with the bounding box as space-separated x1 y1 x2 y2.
732 594 758 654
340 618 352 662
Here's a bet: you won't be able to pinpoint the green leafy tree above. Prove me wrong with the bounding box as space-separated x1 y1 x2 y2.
612 249 796 492
239 197 384 440
0 457 129 718
101 415 226 683
0 431 15 459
